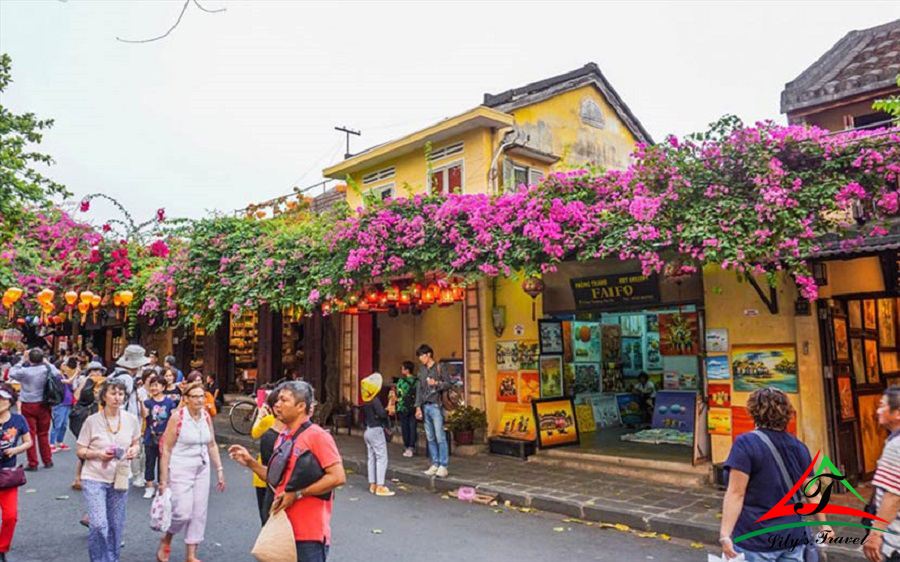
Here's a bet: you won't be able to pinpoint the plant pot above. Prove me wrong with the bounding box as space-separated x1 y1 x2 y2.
454 430 474 445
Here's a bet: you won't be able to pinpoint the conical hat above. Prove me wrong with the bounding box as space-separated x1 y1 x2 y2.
361 372 383 402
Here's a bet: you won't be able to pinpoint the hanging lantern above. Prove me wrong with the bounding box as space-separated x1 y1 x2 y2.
113 293 122 307
344 306 359 316
5 288 23 303
321 301 332 315
77 301 90 325
365 287 381 304
522 276 544 321
439 288 455 306
421 287 436 305
453 285 466 301
119 290 134 306
90 294 102 308
79 291 94 305
377 293 389 309
385 285 400 302
398 291 411 306
64 291 78 306
410 284 422 300
357 300 370 312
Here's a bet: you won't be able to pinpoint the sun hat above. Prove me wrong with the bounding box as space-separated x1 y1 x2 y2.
84 361 107 375
116 344 151 369
361 372 383 403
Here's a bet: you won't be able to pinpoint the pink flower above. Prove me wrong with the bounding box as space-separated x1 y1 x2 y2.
102 224 111 232
149 240 169 258
156 208 166 222
80 200 90 212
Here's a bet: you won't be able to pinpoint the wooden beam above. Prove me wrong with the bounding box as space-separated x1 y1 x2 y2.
745 275 779 315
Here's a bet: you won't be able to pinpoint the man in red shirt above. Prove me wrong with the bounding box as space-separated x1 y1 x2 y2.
229 381 345 562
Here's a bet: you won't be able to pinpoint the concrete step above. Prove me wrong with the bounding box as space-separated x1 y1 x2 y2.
529 449 712 488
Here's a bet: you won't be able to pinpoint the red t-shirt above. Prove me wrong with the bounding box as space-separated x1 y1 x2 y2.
274 423 342 544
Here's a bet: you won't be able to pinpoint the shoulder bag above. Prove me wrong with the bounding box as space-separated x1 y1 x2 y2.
752 430 823 562
43 366 65 406
0 466 25 489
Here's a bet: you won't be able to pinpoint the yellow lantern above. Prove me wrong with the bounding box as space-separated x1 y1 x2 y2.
77 301 90 325
90 294 101 308
113 293 122 307
64 291 78 306
6 288 23 303
79 291 94 305
119 290 134 306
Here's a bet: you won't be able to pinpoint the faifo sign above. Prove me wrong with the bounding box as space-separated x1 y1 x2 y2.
570 273 660 310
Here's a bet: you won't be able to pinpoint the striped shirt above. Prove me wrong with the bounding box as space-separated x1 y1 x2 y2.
874 434 900 555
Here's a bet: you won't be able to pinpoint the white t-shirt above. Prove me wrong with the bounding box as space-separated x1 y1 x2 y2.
77 410 141 484
635 380 657 398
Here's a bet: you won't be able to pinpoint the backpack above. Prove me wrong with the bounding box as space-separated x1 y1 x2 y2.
43 366 65 406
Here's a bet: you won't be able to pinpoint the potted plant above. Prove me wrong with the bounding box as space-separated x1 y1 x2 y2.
446 405 487 445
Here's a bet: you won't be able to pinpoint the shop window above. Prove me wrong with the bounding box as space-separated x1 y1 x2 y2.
431 162 463 195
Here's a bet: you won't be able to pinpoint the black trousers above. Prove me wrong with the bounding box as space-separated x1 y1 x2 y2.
255 486 274 525
144 442 160 483
398 411 417 450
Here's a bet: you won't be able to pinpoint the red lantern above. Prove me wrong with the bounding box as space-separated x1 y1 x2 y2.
453 286 466 301
439 288 455 306
321 301 332 315
358 300 370 312
366 288 380 304
385 285 400 302
522 276 544 321
398 291 411 306
410 284 422 300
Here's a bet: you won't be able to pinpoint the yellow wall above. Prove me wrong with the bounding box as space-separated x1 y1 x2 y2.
818 257 885 297
703 265 828 464
509 84 637 171
375 303 464 380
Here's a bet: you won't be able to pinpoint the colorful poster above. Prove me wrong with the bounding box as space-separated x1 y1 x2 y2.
532 398 579 449
539 320 564 355
706 329 729 353
518 371 540 403
563 363 575 397
621 336 643 376
732 345 799 393
601 324 621 362
539 356 563 398
561 321 574 363
619 314 643 337
658 312 700 355
708 383 731 408
575 404 596 433
496 371 518 403
576 393 620 428
708 408 732 435
496 341 519 371
494 403 537 441
706 355 730 380
516 340 540 371
651 391 696 433
837 376 855 421
646 313 659 333
644 332 662 372
731 405 796 442
679 373 697 390
616 393 643 426
663 371 680 389
573 363 601 395
572 322 601 363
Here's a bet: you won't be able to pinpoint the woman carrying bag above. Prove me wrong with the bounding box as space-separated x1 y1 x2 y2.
361 373 394 497
0 383 32 562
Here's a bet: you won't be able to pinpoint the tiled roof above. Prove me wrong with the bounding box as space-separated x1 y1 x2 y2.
781 19 900 114
812 219 900 259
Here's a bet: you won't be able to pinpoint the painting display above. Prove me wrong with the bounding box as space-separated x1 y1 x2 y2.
601 324 622 361
496 341 540 371
706 329 729 353
678 373 698 390
531 398 579 449
864 299 876 331
576 393 620 428
882 352 900 374
851 338 866 385
496 371 518 403
646 314 659 333
879 299 897 348
663 371 680 389
644 332 663 372
561 321 574 363
708 408 732 435
517 341 540 370
496 341 519 371
572 322 602 363
575 404 596 433
706 355 731 380
573 363 601 395
708 383 731 408
651 391 696 433
495 404 537 441
865 339 880 384
621 336 643 376
619 315 643 337
616 393 644 426
562 363 576 397
539 356 564 398
833 317 850 362
848 301 862 330
539 320 564 355
732 345 799 393
518 371 540 403
732 405 796 442
837 376 855 421
658 312 700 355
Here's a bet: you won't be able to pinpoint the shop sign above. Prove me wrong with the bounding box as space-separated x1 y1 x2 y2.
570 273 659 310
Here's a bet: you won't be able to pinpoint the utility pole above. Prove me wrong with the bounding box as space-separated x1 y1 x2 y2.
334 126 361 160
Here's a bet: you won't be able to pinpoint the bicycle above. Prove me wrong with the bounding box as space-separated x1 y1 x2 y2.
228 377 289 435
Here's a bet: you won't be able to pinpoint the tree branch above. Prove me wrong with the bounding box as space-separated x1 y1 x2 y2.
116 0 223 44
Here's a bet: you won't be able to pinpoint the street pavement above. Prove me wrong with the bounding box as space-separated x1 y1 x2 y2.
6 434 722 561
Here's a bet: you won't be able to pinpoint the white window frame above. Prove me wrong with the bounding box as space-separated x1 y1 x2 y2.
364 182 395 206
430 141 464 162
362 166 396 185
503 158 544 193
428 159 464 196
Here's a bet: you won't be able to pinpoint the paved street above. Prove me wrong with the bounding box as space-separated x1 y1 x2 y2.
6 434 720 561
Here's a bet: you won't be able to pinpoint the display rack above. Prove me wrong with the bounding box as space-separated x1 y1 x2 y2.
230 310 258 366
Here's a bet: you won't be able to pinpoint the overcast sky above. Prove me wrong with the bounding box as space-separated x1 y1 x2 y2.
1 1 898 224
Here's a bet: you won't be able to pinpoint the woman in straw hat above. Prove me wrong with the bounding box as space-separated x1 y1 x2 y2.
361 372 394 497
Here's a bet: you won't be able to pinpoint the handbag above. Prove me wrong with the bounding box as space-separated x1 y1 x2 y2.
752 431 822 562
251 509 297 562
149 488 172 533
113 461 130 492
0 466 26 489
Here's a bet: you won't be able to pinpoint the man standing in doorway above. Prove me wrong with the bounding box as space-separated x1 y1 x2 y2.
414 344 449 478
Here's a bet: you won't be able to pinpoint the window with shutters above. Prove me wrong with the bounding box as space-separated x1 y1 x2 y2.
362 167 395 185
502 159 544 193
363 183 394 207
430 161 463 195
430 141 464 161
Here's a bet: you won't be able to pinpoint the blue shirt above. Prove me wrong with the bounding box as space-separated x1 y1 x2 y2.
173 367 184 384
724 429 813 552
144 397 176 444
0 414 30 469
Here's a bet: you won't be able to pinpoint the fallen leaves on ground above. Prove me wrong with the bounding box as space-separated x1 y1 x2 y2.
371 529 382 534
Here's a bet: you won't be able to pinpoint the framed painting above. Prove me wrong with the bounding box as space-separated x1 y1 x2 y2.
644 332 663 372
496 371 518 403
531 398 579 449
732 405 796 442
851 338 867 385
882 352 900 375
833 317 850 362
616 393 644 426
621 336 643 376
518 371 540 403
837 376 855 421
708 383 731 408
865 339 880 384
496 341 519 371
601 324 622 361
732 345 798 393
658 312 700 355
864 299 877 331
651 390 697 433
561 321 574 363
576 393 620 428
706 328 729 353
539 320 564 355
708 408 732 436
879 299 897 349
575 404 596 433
573 363 601 395
539 356 564 398
848 300 862 330
646 313 659 333
572 322 602 363
515 340 540 371
494 403 537 441
706 355 730 380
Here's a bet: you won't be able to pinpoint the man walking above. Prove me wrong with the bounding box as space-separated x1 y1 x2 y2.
414 344 449 478
9 348 58 470
229 381 345 562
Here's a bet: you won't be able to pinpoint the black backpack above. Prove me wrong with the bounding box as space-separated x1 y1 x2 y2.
43 366 65 406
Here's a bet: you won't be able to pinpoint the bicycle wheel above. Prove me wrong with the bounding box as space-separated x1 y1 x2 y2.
230 401 257 435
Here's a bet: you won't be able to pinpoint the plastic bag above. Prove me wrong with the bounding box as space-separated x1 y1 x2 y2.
252 510 297 562
708 555 745 562
149 488 172 533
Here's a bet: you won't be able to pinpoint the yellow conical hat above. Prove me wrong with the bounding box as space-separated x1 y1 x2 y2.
361 372 383 402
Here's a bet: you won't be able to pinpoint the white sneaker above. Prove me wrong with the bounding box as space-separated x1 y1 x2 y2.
402 448 413 458
435 466 449 478
132 478 146 488
424 465 439 476
142 487 155 499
